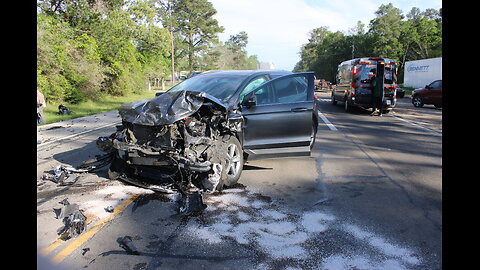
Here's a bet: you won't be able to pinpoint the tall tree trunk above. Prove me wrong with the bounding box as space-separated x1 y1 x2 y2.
188 31 193 72
171 27 175 85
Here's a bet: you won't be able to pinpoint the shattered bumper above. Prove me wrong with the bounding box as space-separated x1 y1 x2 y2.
111 139 212 172
104 125 227 191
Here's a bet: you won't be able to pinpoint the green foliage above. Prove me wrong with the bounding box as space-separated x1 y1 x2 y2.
368 3 404 59
164 0 225 71
91 8 143 95
401 8 442 60
37 0 172 102
40 91 156 125
37 13 104 103
37 0 229 104
294 4 442 83
38 0 249 107
246 55 259 70
295 27 330 72
213 31 259 70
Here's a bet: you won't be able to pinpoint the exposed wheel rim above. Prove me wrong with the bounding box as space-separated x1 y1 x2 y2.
225 143 241 177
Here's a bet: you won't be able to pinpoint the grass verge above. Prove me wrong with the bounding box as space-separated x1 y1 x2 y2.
399 85 416 96
39 91 159 125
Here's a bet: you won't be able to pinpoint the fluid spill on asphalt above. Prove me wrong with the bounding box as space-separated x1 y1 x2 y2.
56 182 426 269
183 186 423 270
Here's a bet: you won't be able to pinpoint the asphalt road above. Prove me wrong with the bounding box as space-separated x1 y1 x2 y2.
37 92 442 270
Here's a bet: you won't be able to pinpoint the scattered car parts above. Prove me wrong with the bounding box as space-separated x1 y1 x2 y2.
41 154 114 186
57 104 73 115
56 199 87 240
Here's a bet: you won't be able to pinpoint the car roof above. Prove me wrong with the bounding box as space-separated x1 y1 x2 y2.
338 57 397 67
196 69 292 77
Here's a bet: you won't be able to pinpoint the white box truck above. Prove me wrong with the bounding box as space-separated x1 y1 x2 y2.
403 57 442 88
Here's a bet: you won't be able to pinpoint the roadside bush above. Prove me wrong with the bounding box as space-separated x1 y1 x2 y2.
92 9 146 96
37 1 172 103
37 14 106 103
68 34 106 101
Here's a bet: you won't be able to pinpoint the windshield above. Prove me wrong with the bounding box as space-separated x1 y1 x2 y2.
168 73 248 102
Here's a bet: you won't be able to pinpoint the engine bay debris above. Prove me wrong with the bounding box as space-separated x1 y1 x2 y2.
94 90 245 215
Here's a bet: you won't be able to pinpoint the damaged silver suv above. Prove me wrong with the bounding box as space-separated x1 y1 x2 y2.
99 70 318 201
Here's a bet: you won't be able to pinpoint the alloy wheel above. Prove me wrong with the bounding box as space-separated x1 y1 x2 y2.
412 96 423 107
225 143 241 177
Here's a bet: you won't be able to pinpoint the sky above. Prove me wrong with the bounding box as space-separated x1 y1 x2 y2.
208 0 442 71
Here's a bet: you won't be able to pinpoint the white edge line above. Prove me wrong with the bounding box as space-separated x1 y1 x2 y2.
317 111 338 131
37 121 121 149
391 115 442 137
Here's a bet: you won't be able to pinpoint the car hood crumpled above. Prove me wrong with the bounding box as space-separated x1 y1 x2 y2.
119 90 229 126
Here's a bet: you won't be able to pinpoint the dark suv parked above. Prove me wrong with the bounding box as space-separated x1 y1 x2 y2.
411 80 442 108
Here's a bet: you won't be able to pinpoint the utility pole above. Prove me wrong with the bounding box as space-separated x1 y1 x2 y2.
170 25 175 85
169 0 175 85
351 39 355 59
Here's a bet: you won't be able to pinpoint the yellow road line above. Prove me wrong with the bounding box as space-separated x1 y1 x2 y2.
40 238 64 256
51 194 140 264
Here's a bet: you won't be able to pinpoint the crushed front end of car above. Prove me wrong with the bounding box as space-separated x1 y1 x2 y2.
97 90 243 215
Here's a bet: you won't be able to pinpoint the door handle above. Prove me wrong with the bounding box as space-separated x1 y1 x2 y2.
291 107 308 112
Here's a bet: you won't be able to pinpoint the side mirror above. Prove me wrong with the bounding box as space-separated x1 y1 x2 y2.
425 85 430 89
241 94 257 108
155 92 163 97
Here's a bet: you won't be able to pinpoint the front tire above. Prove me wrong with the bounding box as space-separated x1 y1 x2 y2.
222 136 244 187
412 96 424 107
344 97 352 112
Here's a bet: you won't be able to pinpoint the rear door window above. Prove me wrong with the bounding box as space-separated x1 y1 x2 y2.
244 72 314 105
273 75 308 104
245 73 312 106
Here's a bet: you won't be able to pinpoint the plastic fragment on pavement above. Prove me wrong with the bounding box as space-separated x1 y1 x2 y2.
56 200 87 240
117 236 140 255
